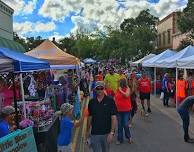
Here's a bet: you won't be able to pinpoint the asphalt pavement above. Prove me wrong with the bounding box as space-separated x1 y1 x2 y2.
75 96 194 152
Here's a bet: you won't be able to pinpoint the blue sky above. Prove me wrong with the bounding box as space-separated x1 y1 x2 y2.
2 0 187 40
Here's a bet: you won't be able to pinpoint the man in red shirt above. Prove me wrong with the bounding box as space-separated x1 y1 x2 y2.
138 72 152 114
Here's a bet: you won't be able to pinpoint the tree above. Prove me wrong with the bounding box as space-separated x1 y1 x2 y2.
177 38 193 51
13 32 28 51
177 0 194 39
120 9 158 60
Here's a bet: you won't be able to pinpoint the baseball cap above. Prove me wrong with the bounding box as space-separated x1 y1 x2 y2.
60 103 74 115
95 81 105 88
1 106 15 116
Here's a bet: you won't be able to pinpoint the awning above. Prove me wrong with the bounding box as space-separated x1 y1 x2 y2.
0 47 50 72
25 40 80 66
0 37 25 53
0 56 13 73
156 45 194 68
131 54 156 66
142 49 176 67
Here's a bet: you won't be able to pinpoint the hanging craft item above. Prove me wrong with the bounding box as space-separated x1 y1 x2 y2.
28 75 37 97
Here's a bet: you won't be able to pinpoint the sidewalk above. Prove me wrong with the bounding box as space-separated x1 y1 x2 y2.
151 95 194 135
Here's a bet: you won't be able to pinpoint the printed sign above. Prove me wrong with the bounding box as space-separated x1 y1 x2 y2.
0 127 37 152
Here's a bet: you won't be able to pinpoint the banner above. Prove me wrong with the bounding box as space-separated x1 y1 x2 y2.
0 127 37 152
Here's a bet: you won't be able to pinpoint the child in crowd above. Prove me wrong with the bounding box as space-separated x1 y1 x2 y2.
56 103 84 152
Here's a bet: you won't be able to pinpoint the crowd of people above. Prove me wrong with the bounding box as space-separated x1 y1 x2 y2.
56 63 154 152
2 62 194 152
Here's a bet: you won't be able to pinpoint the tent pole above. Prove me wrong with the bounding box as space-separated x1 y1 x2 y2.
12 73 19 128
154 67 156 96
176 68 178 109
20 73 26 118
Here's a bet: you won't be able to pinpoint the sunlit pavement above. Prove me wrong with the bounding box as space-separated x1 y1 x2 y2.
74 96 194 152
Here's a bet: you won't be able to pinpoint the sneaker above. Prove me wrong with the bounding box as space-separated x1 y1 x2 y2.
147 108 152 113
128 138 133 144
145 113 149 117
185 138 194 143
116 141 121 145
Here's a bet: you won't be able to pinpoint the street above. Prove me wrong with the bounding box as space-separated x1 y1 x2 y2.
74 96 194 152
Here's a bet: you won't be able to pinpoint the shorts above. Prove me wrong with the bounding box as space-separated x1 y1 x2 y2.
139 92 150 100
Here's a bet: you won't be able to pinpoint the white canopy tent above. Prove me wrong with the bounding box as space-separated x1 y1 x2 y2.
142 49 176 95
156 45 194 68
177 55 194 69
142 49 176 67
131 54 156 66
83 58 96 64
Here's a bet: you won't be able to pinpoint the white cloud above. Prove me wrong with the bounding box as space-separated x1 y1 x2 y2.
13 21 56 36
2 0 37 15
8 0 187 37
14 21 33 35
38 0 186 35
35 22 56 32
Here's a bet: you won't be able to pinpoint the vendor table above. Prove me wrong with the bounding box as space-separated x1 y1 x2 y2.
34 117 59 152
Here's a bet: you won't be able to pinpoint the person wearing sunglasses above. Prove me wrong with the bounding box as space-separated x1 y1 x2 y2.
86 81 117 152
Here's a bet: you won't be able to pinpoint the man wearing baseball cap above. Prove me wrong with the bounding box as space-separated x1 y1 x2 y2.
0 106 15 138
86 81 117 152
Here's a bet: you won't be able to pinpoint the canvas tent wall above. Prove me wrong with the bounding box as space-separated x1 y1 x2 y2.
25 40 80 68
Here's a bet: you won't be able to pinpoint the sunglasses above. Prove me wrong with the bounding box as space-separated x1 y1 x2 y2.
96 87 104 90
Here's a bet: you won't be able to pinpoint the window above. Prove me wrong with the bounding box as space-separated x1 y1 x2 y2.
163 32 166 46
168 30 171 44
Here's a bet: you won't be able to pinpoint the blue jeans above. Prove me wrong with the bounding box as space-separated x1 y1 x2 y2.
178 108 190 140
117 111 131 142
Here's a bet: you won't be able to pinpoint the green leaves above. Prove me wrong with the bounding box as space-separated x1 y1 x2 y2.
177 0 194 38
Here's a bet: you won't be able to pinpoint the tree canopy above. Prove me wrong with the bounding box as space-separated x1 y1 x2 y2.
177 0 194 39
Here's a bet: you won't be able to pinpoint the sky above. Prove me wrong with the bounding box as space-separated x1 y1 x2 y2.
2 0 188 41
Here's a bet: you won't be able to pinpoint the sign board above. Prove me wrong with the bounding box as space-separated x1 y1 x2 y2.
0 127 38 152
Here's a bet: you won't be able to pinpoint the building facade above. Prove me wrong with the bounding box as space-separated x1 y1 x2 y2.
0 0 14 40
156 12 179 50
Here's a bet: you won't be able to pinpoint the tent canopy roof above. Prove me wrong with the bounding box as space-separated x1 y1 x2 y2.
132 54 156 66
0 47 50 72
25 40 79 65
142 49 176 67
0 56 13 73
83 58 96 64
156 45 194 68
